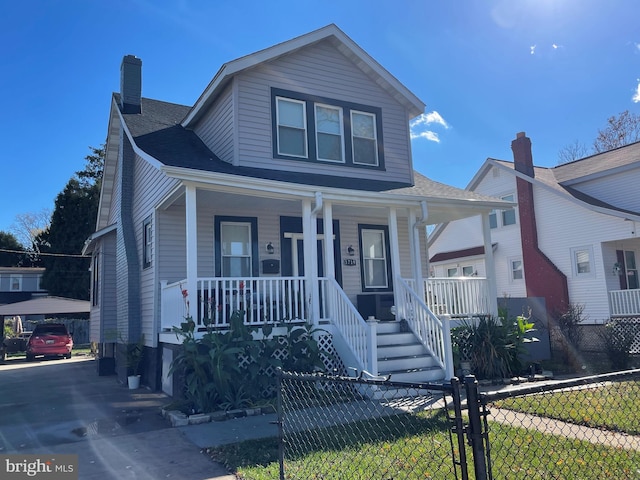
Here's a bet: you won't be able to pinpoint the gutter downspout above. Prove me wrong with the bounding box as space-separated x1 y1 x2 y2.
412 201 429 300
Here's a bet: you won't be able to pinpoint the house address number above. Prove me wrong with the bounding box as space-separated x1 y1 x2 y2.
343 259 357 266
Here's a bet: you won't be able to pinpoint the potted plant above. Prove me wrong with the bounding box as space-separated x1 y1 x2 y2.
126 335 144 389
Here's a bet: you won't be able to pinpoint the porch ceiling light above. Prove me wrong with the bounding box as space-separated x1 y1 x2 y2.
266 242 275 254
347 245 355 256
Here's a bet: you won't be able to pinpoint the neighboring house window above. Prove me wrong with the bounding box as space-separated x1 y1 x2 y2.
359 225 391 291
143 217 153 269
446 267 458 277
510 259 523 281
92 253 100 307
462 265 475 276
315 104 343 162
571 246 593 277
276 97 307 158
10 275 22 291
351 110 378 166
489 193 516 229
272 88 384 168
214 216 259 278
617 250 639 290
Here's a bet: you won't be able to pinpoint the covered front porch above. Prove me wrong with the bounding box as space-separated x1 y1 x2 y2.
155 173 503 382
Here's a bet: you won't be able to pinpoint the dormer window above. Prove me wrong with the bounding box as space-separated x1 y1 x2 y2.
272 88 384 169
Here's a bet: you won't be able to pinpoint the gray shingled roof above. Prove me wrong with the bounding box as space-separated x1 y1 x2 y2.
117 94 498 205
492 154 640 216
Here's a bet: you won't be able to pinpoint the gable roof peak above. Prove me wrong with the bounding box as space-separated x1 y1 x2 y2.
182 24 425 126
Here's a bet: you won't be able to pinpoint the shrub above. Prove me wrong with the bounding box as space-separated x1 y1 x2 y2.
169 310 328 413
598 320 635 371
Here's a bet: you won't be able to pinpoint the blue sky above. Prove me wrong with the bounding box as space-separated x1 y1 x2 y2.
2 0 639 238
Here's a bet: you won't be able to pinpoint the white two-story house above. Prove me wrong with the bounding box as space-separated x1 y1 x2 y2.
83 24 509 393
430 132 640 328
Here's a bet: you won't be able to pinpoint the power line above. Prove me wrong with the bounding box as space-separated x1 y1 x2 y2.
0 248 89 259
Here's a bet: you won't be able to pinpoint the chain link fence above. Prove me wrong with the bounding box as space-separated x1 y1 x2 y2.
276 369 640 479
481 369 640 479
276 370 468 480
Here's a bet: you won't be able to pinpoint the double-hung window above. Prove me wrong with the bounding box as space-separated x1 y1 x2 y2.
489 193 516 229
571 246 595 278
221 222 252 277
272 88 383 168
10 275 21 291
351 111 378 166
359 225 391 291
276 97 307 158
315 104 343 162
510 258 524 281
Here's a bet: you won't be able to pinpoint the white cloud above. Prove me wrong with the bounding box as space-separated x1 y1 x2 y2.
530 45 536 55
409 111 449 143
633 81 640 103
411 131 440 142
552 44 558 49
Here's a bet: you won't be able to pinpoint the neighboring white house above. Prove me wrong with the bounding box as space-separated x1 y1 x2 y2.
429 132 640 325
83 24 510 392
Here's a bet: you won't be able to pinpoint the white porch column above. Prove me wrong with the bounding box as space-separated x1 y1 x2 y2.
482 212 499 317
322 201 335 280
185 184 198 318
302 199 320 324
388 207 402 320
408 208 425 301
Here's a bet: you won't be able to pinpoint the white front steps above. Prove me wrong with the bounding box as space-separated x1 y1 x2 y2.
376 321 445 383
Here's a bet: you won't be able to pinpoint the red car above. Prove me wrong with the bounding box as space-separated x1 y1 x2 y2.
26 323 73 361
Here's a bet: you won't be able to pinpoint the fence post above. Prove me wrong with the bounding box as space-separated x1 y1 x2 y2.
450 377 469 480
464 375 489 480
276 368 285 480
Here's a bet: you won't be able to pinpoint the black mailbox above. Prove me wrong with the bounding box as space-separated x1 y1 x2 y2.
262 259 280 274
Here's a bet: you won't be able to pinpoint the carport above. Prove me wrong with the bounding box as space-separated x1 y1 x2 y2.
0 296 90 317
0 297 90 360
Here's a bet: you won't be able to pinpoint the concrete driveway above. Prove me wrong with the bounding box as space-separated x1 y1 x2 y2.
0 356 234 479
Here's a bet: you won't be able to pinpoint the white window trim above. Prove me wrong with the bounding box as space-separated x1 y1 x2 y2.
276 97 308 158
351 110 379 167
143 217 153 269
314 103 345 163
361 228 388 289
220 221 253 278
490 193 517 229
571 245 595 278
509 257 524 282
9 275 22 291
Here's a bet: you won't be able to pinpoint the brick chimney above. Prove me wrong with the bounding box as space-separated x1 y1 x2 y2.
120 55 142 114
511 132 569 317
512 131 535 177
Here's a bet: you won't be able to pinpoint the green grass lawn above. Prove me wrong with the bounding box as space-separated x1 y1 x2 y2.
209 409 640 480
493 380 640 434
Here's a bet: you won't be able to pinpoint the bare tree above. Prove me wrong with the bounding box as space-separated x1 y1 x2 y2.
557 140 590 165
10 209 52 258
593 110 640 153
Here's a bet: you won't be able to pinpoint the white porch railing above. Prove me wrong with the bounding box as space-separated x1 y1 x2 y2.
609 289 640 317
160 277 308 331
398 278 454 378
424 277 491 318
320 277 374 374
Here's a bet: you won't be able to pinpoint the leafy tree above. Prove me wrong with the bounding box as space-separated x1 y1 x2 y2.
0 231 27 267
38 145 104 299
